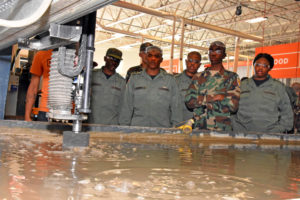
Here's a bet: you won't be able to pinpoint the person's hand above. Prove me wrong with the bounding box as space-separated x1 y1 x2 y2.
213 94 225 101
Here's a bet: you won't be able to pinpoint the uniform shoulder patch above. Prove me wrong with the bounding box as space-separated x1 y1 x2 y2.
131 70 142 76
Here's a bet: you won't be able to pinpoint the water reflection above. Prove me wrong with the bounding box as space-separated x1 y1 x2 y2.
0 132 300 199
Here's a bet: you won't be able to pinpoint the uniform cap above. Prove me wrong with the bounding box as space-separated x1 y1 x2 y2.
106 48 123 60
210 41 226 48
140 42 153 52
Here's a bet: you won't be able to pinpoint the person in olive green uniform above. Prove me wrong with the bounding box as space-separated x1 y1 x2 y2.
88 48 125 125
119 46 182 127
175 51 201 121
292 82 300 133
185 41 240 131
125 42 153 82
232 53 293 133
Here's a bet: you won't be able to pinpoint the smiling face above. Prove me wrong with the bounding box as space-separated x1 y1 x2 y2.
254 57 271 80
185 53 201 77
146 49 163 70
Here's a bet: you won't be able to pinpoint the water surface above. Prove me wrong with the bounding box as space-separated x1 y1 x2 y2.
0 128 300 200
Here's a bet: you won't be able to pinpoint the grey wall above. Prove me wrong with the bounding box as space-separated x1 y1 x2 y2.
0 47 12 119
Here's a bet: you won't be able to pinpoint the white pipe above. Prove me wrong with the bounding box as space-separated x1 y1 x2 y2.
0 0 52 28
179 19 185 73
170 16 176 74
233 37 240 73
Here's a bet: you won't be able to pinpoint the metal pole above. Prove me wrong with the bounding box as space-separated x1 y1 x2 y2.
81 12 96 113
179 19 185 73
246 56 249 77
233 37 240 73
227 55 229 70
170 16 176 74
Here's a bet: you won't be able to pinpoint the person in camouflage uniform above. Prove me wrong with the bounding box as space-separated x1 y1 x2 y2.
175 51 202 121
292 82 300 133
185 41 240 131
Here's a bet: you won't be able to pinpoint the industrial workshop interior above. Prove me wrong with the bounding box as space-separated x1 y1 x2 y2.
0 0 300 199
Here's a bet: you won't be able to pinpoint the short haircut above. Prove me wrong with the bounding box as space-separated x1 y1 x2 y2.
140 42 153 52
253 53 274 69
187 51 201 60
210 41 226 53
292 82 300 90
146 46 163 55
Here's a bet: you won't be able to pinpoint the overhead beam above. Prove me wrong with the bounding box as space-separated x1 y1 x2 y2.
97 23 252 59
112 1 263 42
96 23 208 51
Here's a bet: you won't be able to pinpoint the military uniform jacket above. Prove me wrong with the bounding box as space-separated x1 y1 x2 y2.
88 68 126 125
119 69 183 128
232 76 293 133
125 64 142 82
174 70 194 121
185 67 240 131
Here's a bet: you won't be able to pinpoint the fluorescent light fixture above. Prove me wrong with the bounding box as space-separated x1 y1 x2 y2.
243 39 260 43
186 48 198 52
243 39 253 43
245 17 267 23
163 34 180 40
164 19 174 25
120 45 132 50
112 33 125 38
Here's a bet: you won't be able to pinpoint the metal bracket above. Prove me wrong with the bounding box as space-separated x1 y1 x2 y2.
18 23 82 50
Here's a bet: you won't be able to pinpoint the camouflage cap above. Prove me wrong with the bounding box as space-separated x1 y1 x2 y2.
210 41 226 48
210 41 226 53
106 48 123 60
139 42 153 52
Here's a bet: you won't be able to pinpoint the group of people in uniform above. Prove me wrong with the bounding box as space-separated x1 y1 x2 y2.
26 40 300 133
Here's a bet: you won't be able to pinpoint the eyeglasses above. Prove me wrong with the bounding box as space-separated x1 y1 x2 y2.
186 58 201 64
254 63 270 69
208 49 223 54
106 56 121 63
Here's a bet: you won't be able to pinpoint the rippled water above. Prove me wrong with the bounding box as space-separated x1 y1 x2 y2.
0 128 300 200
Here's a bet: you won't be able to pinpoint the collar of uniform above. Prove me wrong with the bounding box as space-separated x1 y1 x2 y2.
142 68 164 80
204 65 225 76
100 66 117 78
183 70 193 79
249 75 272 88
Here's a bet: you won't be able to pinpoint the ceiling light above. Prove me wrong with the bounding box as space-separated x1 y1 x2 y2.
243 39 253 43
243 39 260 43
120 45 132 50
235 5 242 16
112 33 125 38
164 19 174 25
245 17 267 23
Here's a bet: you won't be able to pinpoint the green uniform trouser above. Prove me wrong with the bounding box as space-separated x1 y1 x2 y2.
175 71 194 121
119 69 183 128
232 77 293 133
88 68 125 125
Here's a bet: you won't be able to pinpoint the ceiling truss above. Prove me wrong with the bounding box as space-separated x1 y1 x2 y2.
94 0 300 62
